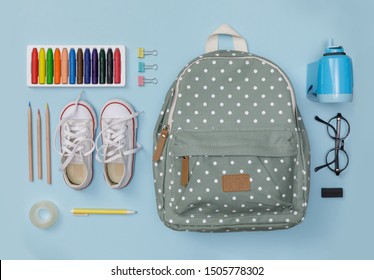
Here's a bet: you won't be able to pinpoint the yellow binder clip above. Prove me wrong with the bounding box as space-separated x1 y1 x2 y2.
138 48 158 58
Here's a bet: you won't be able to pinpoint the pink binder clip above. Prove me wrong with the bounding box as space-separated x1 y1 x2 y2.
138 76 158 86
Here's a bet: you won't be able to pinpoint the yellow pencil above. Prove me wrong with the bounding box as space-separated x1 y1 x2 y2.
46 103 51 184
70 208 137 216
28 102 33 181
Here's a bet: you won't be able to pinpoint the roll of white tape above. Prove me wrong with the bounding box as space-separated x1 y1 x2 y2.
29 200 58 229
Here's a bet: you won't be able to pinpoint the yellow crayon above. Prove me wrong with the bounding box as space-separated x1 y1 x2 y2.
39 48 46 84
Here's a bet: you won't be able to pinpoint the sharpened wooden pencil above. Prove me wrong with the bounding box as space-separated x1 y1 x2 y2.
46 103 51 184
37 109 42 179
28 103 33 181
70 208 137 215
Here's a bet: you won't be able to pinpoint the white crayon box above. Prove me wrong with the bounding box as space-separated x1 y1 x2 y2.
27 45 126 87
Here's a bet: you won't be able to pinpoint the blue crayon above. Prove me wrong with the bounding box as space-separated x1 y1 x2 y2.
92 48 98 84
84 48 91 84
69 48 76 84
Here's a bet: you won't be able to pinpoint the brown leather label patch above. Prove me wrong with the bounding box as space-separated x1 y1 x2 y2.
222 174 250 192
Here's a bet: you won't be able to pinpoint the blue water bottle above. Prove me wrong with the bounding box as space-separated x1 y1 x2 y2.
307 39 353 103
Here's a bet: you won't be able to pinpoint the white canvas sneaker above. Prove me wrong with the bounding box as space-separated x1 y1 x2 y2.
95 99 142 189
54 95 96 190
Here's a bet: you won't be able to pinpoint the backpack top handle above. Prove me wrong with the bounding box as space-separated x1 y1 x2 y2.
205 24 248 53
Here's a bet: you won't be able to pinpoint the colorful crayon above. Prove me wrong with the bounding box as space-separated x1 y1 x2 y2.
114 48 121 84
54 48 61 84
61 48 68 84
99 48 106 84
107 48 113 84
84 48 91 84
31 48 38 84
39 48 46 84
92 48 98 84
46 48 53 84
77 48 83 84
69 48 76 84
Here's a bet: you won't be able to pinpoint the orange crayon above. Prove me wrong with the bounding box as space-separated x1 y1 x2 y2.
54 48 61 84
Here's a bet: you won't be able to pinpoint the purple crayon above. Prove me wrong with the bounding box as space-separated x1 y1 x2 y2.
92 48 98 84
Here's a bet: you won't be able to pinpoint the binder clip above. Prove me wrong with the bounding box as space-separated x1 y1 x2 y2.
138 48 158 58
138 62 158 72
138 76 158 86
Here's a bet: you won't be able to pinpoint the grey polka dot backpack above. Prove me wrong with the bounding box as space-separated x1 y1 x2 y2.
153 24 310 232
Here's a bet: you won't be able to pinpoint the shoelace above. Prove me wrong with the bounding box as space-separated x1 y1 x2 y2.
95 113 142 164
53 94 95 171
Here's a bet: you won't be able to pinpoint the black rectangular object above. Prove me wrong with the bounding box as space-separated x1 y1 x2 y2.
321 188 343 198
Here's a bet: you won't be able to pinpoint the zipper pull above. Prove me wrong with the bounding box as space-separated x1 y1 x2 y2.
153 125 169 161
181 156 189 187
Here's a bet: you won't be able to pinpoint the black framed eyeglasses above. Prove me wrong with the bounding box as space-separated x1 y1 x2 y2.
314 113 350 176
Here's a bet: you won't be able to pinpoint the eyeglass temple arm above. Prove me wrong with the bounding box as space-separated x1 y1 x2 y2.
314 162 331 172
315 116 337 135
315 155 343 175
314 155 336 172
315 163 341 175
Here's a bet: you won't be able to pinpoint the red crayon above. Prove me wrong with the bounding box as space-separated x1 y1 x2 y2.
31 48 38 84
114 48 121 84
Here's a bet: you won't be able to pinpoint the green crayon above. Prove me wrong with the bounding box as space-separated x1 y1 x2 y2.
46 48 53 84
99 48 106 84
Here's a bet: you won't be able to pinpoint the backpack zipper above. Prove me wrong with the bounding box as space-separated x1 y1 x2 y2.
181 156 189 186
153 128 189 186
153 125 169 162
166 58 204 131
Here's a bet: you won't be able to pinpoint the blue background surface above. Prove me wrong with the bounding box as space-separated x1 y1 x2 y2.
0 0 373 259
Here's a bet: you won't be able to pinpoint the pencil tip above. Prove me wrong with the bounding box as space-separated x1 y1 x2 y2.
28 102 31 107
38 109 40 114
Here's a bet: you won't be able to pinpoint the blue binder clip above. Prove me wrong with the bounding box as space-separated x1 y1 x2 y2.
307 39 353 103
138 62 158 73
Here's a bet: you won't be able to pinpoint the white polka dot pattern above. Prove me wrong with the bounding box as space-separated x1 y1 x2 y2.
153 50 310 232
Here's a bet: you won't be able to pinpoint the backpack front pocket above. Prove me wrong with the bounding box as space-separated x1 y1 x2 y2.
169 130 298 217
